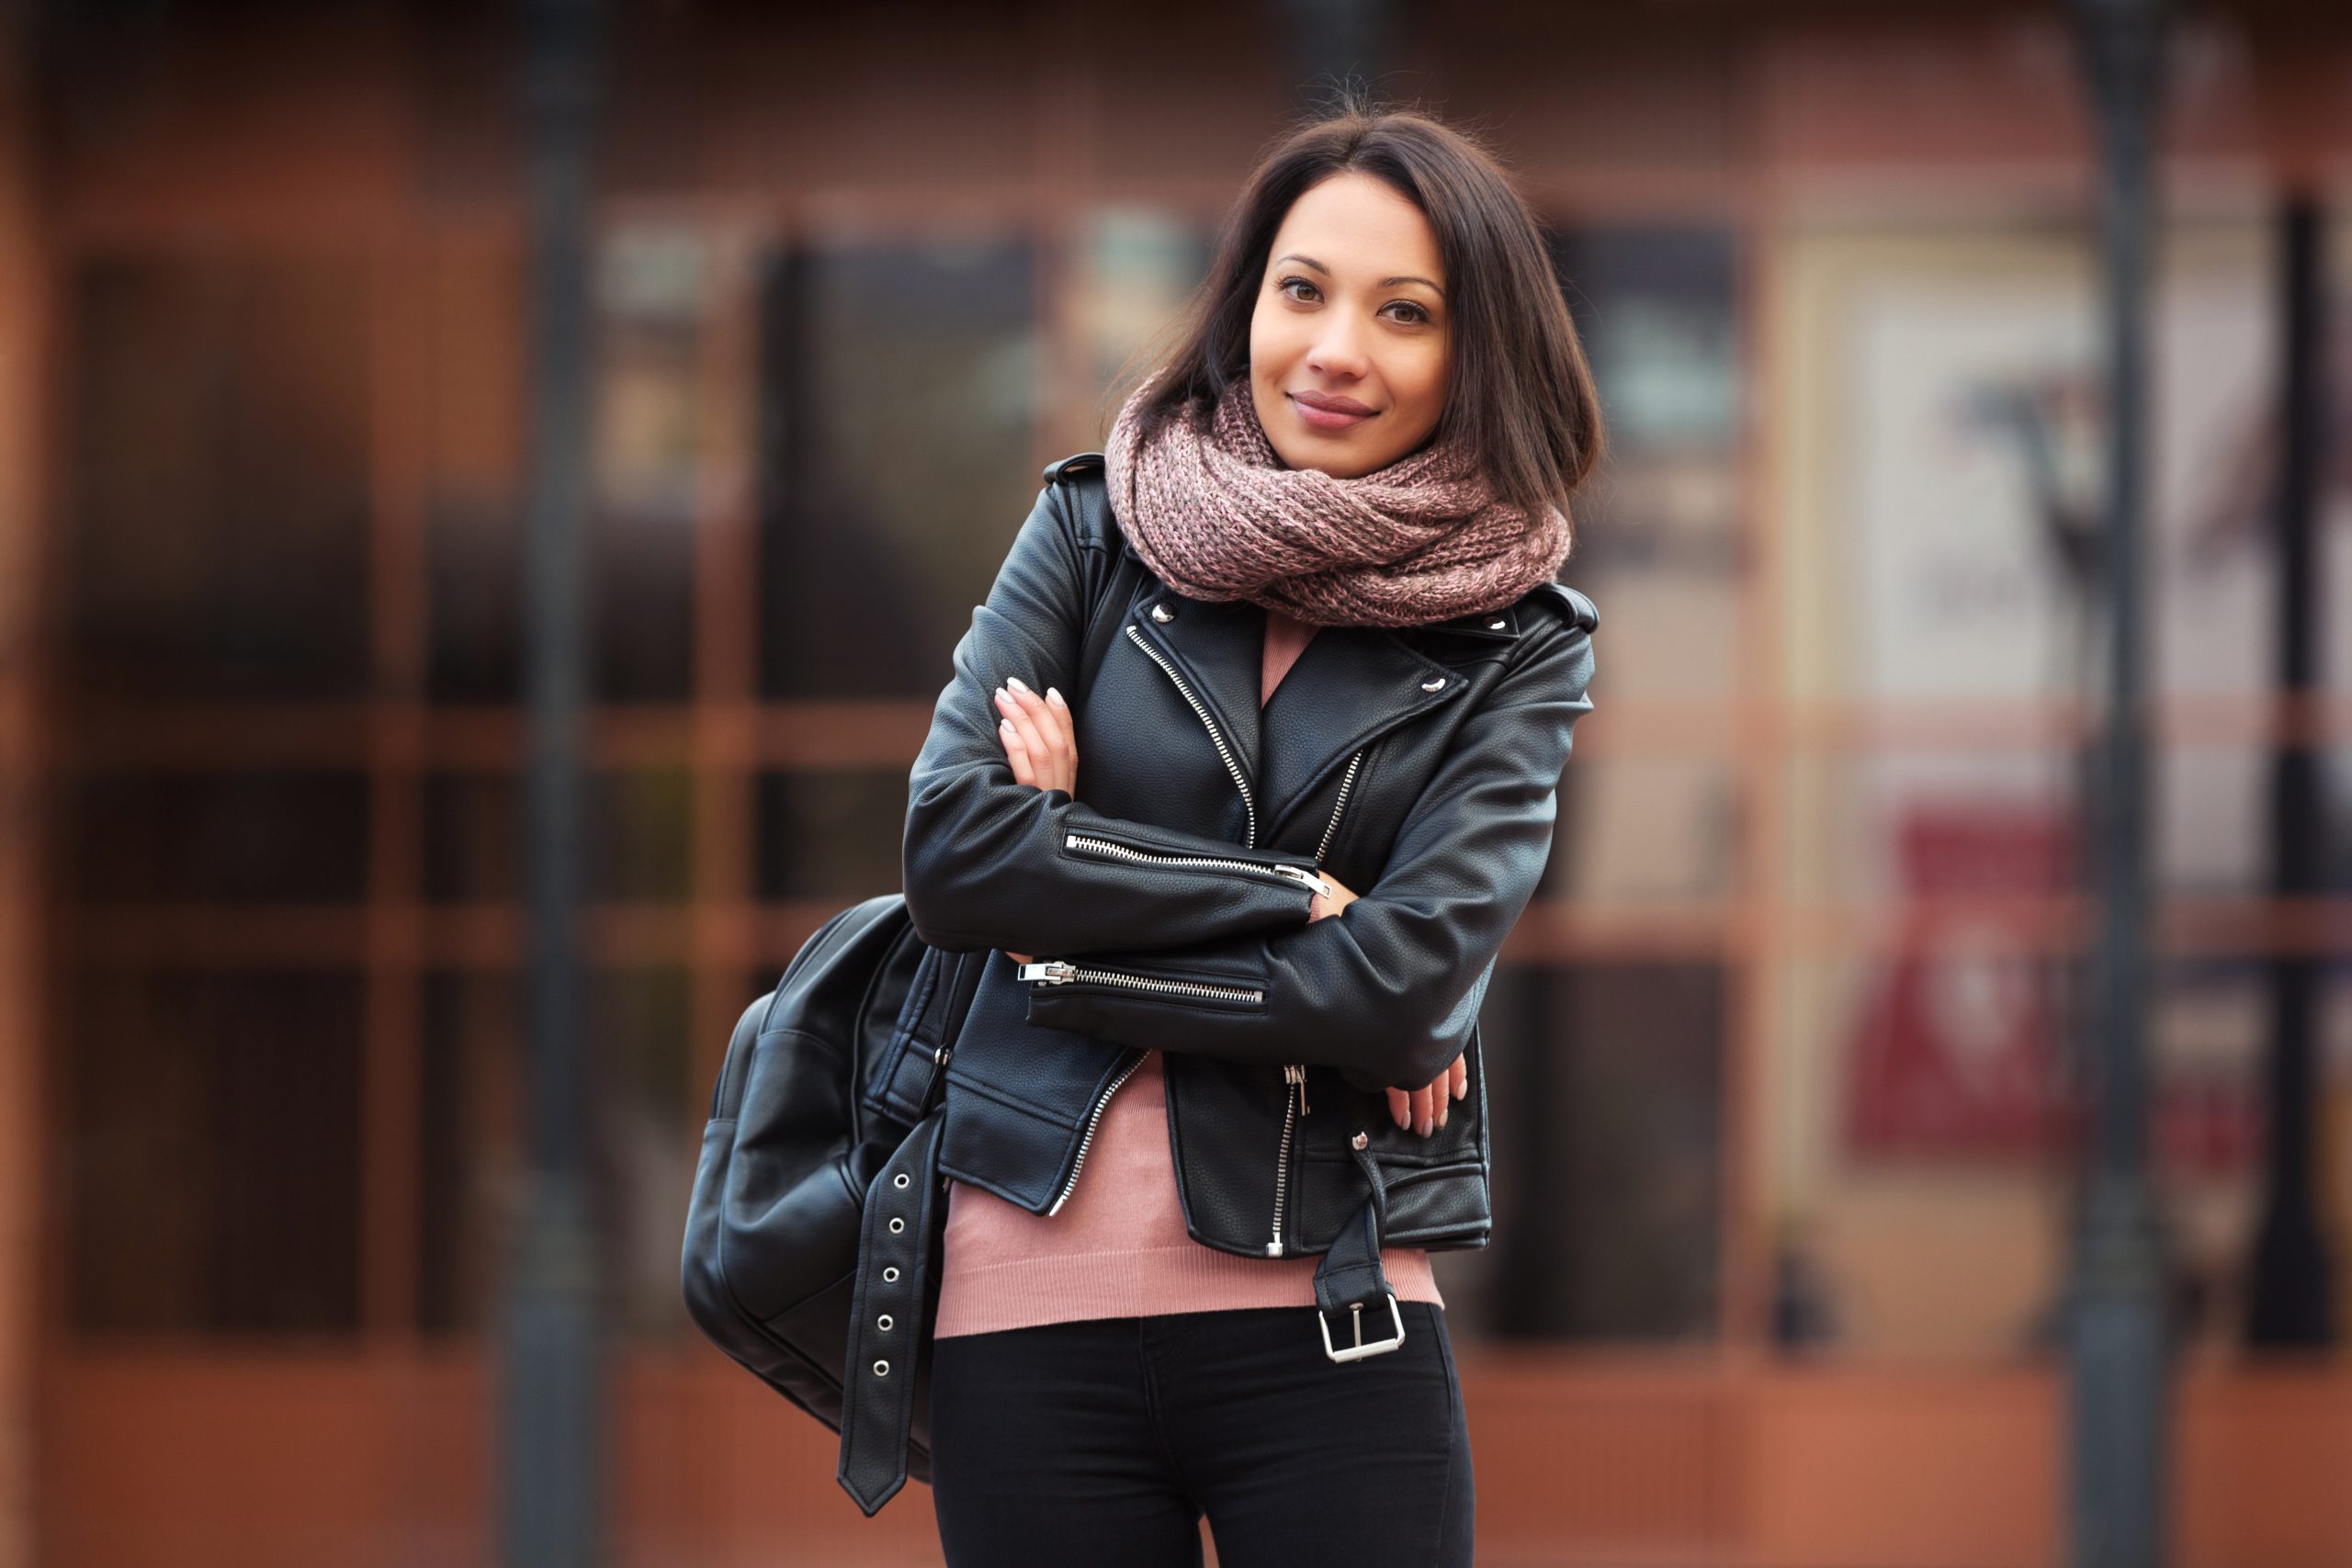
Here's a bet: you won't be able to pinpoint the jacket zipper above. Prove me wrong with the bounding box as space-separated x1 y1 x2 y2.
1268 746 1364 1257
1125 623 1259 848
1017 960 1263 1003
1063 831 1328 897
1047 1050 1148 1216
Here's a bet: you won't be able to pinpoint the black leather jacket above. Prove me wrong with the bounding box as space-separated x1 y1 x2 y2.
899 452 1598 1332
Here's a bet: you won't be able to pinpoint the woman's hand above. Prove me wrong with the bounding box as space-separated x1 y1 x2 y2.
1310 872 1464 1137
1388 1055 1468 1138
993 676 1076 965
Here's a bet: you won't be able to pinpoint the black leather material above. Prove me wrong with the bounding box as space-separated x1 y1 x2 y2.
902 453 1599 1305
837 1105 949 1516
679 893 970 1517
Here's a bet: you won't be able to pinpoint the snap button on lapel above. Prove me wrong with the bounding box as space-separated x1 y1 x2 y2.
1419 676 1446 692
1488 617 1507 630
1149 602 1175 623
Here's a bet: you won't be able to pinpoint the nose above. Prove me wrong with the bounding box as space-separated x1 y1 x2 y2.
1304 312 1371 380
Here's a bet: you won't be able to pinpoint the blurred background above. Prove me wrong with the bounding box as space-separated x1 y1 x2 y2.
0 0 2346 1563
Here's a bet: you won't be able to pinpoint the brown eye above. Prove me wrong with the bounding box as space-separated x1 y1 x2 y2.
1385 301 1430 325
1278 276 1317 301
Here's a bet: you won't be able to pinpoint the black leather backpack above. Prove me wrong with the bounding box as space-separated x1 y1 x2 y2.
679 892 989 1515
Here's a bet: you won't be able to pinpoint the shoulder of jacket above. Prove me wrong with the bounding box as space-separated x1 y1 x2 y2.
1042 450 1104 488
1422 580 1599 650
1524 580 1599 635
1039 451 1114 551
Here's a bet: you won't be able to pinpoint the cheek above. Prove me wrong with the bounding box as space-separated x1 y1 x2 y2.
1249 299 1297 377
1395 345 1450 430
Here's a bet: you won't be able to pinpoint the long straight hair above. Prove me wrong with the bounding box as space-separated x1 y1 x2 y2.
1115 94 1605 536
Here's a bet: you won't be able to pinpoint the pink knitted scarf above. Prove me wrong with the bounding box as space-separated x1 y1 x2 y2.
1102 369 1574 629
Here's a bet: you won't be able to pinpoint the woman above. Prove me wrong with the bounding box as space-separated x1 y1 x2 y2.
896 97 1602 1567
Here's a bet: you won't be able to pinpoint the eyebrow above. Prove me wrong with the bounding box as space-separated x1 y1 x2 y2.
1274 253 1445 295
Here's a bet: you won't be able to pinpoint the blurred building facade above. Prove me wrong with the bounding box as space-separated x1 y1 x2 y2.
0 1 2348 1564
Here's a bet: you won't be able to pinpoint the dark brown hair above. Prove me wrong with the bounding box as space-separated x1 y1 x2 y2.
1114 91 1604 534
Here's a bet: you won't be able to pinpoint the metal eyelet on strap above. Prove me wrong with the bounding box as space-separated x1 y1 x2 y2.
1351 1131 1369 1150
883 1266 899 1282
893 1173 910 1189
874 1359 890 1377
877 1314 894 1331
888 1217 904 1234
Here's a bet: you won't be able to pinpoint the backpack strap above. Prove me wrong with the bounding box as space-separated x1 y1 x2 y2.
836 1104 950 1516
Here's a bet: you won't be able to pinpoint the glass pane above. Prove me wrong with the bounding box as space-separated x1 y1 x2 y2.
756 234 1040 699
1770 944 2077 1359
425 240 526 703
419 973 524 1336
427 492 524 703
65 254 372 701
590 226 706 703
1460 962 1723 1342
424 770 693 902
64 771 368 904
593 967 693 1341
68 971 363 1335
2159 748 2268 897
423 968 692 1340
755 768 908 901
1781 750 2080 905
1074 208 1212 410
1548 227 1740 701
1544 755 1736 902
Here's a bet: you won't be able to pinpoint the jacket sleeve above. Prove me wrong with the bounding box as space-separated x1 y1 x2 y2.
1019 615 1596 1094
900 479 1331 958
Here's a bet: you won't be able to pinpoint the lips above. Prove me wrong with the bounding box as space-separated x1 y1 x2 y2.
1289 390 1376 432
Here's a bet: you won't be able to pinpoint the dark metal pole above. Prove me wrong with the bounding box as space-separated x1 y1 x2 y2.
503 0 606 1563
2065 3 2172 1565
2247 196 2335 1347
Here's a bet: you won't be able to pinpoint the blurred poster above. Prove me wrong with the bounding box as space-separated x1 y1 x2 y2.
1842 805 2080 1157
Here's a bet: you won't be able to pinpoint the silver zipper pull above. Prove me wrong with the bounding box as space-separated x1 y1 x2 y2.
1271 863 1334 900
1017 961 1078 984
1284 1062 1310 1116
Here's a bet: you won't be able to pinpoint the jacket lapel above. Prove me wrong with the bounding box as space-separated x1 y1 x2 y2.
1255 621 1465 838
1122 580 1473 849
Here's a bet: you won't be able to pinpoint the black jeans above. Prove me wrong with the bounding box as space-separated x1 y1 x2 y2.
927 1301 1474 1567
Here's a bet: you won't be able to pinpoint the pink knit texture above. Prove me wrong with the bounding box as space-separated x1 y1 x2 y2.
1102 367 1574 628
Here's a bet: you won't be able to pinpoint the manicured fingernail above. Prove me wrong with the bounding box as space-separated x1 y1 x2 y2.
1438 1107 1448 1129
1453 1079 1466 1100
1394 1106 1408 1130
1000 718 1016 737
1418 1115 1432 1137
1047 686 1065 708
1006 676 1031 694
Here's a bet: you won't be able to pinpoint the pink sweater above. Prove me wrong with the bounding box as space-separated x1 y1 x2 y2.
933 607 1444 1337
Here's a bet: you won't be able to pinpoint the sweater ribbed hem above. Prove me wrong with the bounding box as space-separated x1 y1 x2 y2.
933 1241 1444 1338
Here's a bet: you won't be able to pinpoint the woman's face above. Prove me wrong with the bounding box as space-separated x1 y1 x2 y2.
1250 170 1452 478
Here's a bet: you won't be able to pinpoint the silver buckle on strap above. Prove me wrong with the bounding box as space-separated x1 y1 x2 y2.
1317 1292 1406 1363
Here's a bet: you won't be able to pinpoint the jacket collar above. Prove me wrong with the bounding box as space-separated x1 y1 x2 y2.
1118 577 1494 842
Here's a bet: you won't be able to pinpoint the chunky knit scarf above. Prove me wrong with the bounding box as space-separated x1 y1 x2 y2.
1102 369 1574 629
